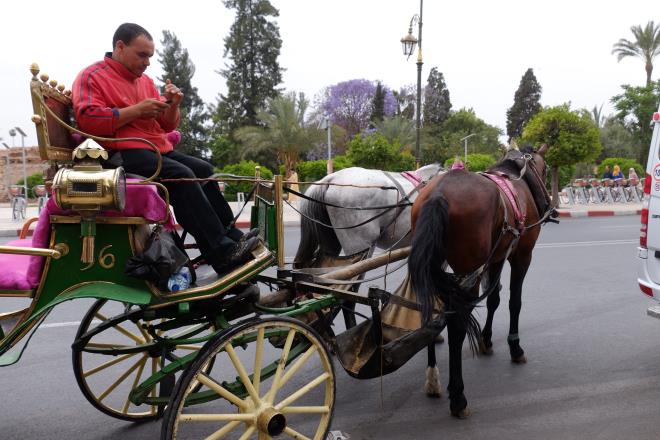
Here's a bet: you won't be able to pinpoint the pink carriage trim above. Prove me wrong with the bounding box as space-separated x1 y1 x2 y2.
482 172 526 226
0 181 175 290
401 170 422 186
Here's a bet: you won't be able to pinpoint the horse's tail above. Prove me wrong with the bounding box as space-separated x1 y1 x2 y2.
409 194 482 354
293 183 342 268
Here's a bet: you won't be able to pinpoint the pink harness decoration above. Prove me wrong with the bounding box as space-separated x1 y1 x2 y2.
401 170 422 186
482 172 526 227
0 181 174 291
450 159 465 170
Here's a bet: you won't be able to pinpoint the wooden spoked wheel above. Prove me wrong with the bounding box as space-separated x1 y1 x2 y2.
72 299 214 422
161 317 335 440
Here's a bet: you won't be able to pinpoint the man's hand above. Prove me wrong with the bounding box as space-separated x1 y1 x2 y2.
136 98 170 119
164 79 184 106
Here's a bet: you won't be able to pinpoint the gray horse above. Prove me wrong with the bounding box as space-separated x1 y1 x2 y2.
293 163 444 267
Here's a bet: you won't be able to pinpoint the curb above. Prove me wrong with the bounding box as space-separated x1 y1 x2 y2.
558 209 642 218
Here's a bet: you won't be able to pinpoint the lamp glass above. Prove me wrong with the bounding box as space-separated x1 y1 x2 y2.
400 32 417 56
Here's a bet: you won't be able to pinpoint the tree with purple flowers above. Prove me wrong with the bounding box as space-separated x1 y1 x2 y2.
318 79 396 138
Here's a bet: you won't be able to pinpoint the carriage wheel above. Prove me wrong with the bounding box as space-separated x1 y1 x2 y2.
72 299 215 422
161 317 335 440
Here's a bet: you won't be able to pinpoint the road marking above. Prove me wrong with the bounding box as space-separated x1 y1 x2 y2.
537 239 637 248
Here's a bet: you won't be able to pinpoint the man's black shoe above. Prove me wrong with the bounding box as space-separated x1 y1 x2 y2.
239 228 260 243
230 236 260 265
211 236 261 276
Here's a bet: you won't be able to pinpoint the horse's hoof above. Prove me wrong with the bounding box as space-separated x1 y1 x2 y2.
511 354 527 364
479 344 493 355
424 366 442 397
451 407 471 419
479 340 493 355
435 333 445 344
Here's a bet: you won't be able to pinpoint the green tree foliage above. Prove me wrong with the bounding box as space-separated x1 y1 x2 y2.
611 80 660 163
208 135 240 168
598 117 637 161
423 67 452 126
17 172 44 198
597 157 644 179
296 160 328 182
371 82 385 123
590 104 605 128
506 68 542 142
332 154 353 171
234 92 322 178
157 30 208 157
393 85 416 119
443 153 496 172
214 0 283 136
422 108 502 164
612 21 660 86
346 132 415 171
217 160 273 201
522 105 602 206
373 116 415 151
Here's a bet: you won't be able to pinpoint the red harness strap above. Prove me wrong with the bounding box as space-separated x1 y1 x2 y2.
482 172 526 227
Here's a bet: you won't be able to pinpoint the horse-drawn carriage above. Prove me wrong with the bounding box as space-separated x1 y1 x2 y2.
0 62 558 438
0 64 457 439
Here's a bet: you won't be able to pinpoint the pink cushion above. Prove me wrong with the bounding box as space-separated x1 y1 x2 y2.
0 181 175 290
0 239 38 290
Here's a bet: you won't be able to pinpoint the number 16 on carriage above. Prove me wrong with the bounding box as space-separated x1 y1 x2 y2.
637 108 660 319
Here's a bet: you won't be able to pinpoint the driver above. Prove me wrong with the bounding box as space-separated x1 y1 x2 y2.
72 22 259 275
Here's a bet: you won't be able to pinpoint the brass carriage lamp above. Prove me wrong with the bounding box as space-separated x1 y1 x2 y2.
51 139 126 263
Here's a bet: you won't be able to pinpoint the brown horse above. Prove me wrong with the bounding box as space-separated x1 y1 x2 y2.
409 145 557 418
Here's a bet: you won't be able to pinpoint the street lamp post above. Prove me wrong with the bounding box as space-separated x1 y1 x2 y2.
14 127 28 200
460 133 476 165
401 0 423 169
320 115 333 175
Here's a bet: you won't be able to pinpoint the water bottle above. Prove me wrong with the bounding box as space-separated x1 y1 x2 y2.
167 266 191 292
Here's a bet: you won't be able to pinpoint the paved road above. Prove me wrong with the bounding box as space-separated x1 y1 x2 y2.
0 217 657 439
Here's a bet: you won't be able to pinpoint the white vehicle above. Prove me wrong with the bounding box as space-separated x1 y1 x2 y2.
637 109 660 318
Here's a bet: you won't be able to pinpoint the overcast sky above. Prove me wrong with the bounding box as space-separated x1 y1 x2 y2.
0 0 656 147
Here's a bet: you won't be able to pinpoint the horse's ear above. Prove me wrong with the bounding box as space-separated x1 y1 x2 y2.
538 143 549 156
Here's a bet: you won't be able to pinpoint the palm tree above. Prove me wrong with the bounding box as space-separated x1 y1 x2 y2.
591 104 604 129
612 21 660 86
234 92 322 178
373 116 416 151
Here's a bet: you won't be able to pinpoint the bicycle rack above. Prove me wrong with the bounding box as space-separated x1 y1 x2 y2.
573 179 589 204
33 185 48 214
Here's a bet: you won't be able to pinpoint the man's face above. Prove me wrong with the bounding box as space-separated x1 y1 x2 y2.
114 34 154 76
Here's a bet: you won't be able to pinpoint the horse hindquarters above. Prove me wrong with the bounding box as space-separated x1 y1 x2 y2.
293 184 341 268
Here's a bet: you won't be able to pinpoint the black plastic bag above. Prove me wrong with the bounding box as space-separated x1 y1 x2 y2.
125 226 191 287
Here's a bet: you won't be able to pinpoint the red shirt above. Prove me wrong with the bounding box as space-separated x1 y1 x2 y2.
72 54 179 153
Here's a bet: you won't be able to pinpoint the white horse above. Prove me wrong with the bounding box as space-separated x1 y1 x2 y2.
294 163 444 266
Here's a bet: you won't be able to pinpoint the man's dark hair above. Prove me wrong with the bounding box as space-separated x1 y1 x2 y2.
112 23 153 48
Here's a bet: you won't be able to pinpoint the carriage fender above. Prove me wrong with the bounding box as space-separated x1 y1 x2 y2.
0 283 151 367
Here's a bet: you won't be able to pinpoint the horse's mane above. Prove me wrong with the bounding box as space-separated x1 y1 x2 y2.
486 147 551 218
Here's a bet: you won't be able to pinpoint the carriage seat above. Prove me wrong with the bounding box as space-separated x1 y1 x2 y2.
0 181 175 291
